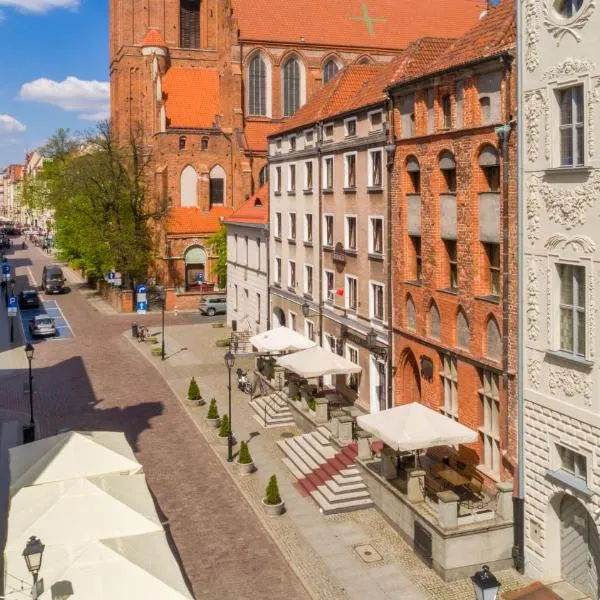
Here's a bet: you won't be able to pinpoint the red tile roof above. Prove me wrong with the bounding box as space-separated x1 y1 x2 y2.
140 29 167 47
223 185 269 225
231 0 486 51
245 121 281 152
163 68 220 129
167 206 233 235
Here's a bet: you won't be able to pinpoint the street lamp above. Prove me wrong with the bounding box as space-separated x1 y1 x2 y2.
224 350 235 462
301 301 310 318
159 287 166 361
366 328 378 349
22 536 45 584
24 343 35 443
471 565 500 600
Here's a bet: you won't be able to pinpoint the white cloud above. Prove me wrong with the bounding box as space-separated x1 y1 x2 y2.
0 0 78 13
0 114 26 134
19 76 110 121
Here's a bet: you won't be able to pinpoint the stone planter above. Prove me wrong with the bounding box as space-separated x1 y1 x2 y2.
206 417 220 428
190 398 205 407
261 498 284 516
235 460 255 476
217 434 229 445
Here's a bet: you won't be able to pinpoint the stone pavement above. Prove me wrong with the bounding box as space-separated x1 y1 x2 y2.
130 321 533 600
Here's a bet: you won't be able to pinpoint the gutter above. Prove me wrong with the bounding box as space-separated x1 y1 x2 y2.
317 122 324 346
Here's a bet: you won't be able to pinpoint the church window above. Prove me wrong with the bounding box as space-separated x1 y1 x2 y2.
180 0 201 49
209 165 225 207
180 166 198 207
179 136 187 150
201 137 209 151
323 59 340 85
249 54 267 116
283 57 301 117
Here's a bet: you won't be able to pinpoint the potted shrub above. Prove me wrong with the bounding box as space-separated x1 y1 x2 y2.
187 377 204 405
206 398 220 428
262 474 284 516
235 441 255 475
217 413 230 445
151 346 162 357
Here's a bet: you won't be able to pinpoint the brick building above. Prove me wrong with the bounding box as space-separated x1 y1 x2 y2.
389 0 517 484
108 0 486 307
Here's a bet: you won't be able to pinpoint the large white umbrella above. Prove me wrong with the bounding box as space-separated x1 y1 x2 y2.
357 402 478 452
9 431 142 493
276 345 362 378
250 326 316 353
6 475 163 550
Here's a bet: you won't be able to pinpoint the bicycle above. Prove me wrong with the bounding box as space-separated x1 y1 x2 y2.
137 325 149 342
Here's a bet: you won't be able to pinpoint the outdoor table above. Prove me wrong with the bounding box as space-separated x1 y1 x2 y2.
436 468 469 488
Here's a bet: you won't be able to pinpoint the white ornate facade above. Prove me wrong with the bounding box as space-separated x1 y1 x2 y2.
521 0 600 595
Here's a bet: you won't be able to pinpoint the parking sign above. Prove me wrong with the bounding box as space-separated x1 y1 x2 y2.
7 296 17 316
2 263 10 275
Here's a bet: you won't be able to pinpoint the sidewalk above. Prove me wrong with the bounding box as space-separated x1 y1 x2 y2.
128 322 531 600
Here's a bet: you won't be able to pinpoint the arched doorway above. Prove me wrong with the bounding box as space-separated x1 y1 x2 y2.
559 495 600 598
184 246 207 290
396 349 421 405
272 307 285 328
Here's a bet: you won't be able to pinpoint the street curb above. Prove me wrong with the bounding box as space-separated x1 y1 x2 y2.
121 330 321 600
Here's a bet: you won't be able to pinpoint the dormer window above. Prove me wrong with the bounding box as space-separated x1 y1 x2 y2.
345 118 357 137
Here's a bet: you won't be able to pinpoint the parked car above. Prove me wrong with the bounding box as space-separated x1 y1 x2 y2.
199 297 226 316
18 287 41 309
41 265 65 294
29 315 57 337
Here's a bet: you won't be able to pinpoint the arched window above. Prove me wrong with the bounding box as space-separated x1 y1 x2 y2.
456 309 470 349
479 145 500 192
442 94 452 129
429 302 441 340
439 150 456 192
180 165 198 207
248 53 267 116
201 137 209 151
406 296 416 330
209 165 225 207
486 317 502 361
180 0 200 49
259 165 268 187
357 56 372 65
323 58 340 85
179 136 187 150
282 57 301 117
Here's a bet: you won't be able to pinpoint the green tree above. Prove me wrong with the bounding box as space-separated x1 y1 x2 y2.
265 475 282 505
187 377 201 401
238 441 253 465
207 225 227 289
218 413 229 438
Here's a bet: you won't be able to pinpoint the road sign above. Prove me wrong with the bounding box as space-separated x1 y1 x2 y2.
107 271 115 282
136 300 148 314
136 283 147 314
2 263 9 275
114 271 122 287
7 296 17 316
196 272 204 284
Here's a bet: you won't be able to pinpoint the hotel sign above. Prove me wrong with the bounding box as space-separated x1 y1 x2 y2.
332 242 346 264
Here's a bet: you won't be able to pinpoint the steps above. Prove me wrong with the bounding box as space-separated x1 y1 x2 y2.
250 392 295 428
277 427 374 514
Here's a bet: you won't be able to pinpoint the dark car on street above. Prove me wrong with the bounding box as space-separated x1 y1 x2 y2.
19 287 41 309
41 265 65 294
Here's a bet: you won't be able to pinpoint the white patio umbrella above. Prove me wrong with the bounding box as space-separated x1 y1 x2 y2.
250 326 316 353
9 431 142 494
357 402 478 452
276 345 362 378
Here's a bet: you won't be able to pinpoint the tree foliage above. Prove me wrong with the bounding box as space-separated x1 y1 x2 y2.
207 225 227 289
24 123 164 286
265 475 282 505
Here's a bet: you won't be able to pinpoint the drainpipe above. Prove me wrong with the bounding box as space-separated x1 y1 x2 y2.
384 95 396 410
316 122 324 346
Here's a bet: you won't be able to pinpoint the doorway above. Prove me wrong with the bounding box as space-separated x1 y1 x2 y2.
272 307 286 328
370 356 387 412
397 349 421 405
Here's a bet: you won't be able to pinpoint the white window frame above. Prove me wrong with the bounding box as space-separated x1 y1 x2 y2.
344 152 357 189
288 135 296 152
274 256 282 284
479 370 501 477
288 310 297 332
369 280 385 321
304 128 314 148
368 216 384 255
346 343 360 392
440 354 458 420
275 212 282 238
551 439 590 484
288 212 297 240
324 269 335 303
305 318 315 341
368 109 384 132
323 122 334 143
323 213 334 247
368 148 383 188
555 83 585 168
287 163 296 193
344 117 357 138
345 274 358 312
275 166 282 193
304 160 314 191
555 261 587 358
322 155 334 190
344 214 358 251
304 213 313 243
288 259 296 289
304 263 314 296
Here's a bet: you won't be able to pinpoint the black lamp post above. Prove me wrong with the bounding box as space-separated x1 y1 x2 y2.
22 535 45 585
25 343 35 442
224 350 235 462
160 287 166 361
471 565 500 600
9 278 15 342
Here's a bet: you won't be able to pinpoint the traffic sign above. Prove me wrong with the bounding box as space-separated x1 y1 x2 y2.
7 296 17 316
136 300 148 314
136 283 147 314
107 271 115 282
114 271 122 287
2 263 10 275
196 272 204 284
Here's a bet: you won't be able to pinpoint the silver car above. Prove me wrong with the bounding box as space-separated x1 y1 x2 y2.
199 297 226 316
29 315 57 337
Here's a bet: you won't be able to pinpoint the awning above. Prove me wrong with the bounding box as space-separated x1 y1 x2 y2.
276 345 361 378
357 402 478 452
250 326 316 353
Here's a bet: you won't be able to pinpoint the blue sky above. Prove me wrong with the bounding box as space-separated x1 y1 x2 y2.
0 0 108 166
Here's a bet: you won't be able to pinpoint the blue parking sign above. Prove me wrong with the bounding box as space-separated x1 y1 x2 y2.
2 263 10 275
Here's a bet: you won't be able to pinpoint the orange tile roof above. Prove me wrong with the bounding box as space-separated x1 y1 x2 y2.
163 68 220 129
167 206 233 235
231 0 486 51
140 29 167 47
223 184 269 225
245 121 281 152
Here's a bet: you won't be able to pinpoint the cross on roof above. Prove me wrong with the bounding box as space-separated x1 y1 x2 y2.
350 2 386 38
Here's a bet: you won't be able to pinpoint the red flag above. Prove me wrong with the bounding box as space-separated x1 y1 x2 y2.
336 288 344 296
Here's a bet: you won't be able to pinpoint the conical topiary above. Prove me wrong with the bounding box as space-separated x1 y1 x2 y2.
238 441 253 464
207 398 219 420
265 474 282 505
188 377 201 401
218 413 229 438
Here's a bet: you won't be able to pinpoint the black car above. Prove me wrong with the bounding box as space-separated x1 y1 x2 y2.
18 287 41 309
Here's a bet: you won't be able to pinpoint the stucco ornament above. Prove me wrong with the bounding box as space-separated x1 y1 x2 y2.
525 90 546 162
545 233 597 253
588 79 600 158
527 258 540 342
525 0 541 71
527 176 543 241
543 0 596 43
528 359 542 389
549 366 592 405
542 58 596 81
